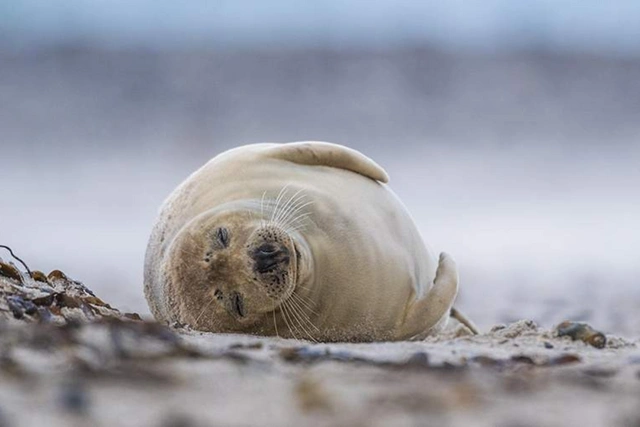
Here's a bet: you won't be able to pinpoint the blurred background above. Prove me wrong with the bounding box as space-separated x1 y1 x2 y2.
1 1 639 335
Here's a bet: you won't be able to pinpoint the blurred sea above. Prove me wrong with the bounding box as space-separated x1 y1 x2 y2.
2 46 639 335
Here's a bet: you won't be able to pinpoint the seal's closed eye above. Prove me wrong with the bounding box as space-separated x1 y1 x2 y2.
216 227 230 248
229 291 246 318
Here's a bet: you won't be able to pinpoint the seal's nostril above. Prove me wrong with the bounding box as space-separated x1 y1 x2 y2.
257 243 279 256
252 243 290 273
256 258 279 273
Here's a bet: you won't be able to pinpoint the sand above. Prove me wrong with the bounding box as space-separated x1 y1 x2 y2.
1 266 640 427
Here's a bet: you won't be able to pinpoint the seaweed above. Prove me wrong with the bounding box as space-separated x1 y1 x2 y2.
555 321 607 349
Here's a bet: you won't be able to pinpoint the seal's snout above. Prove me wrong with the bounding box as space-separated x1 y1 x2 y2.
251 243 290 274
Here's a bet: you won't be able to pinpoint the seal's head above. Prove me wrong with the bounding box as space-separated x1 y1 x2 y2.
164 206 311 332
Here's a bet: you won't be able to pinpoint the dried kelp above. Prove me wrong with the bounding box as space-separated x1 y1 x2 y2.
0 259 137 324
0 249 203 383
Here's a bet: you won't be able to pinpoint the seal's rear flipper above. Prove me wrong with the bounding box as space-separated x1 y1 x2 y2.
450 307 479 335
400 252 459 339
267 141 390 183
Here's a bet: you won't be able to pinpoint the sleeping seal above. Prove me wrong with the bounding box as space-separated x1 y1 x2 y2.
144 141 476 342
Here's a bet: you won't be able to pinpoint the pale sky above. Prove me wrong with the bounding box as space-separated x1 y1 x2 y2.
2 0 640 54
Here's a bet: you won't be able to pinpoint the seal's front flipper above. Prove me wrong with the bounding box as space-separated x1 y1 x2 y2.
266 141 390 183
450 307 479 335
399 252 459 339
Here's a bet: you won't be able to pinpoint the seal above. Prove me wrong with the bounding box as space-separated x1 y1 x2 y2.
144 142 476 342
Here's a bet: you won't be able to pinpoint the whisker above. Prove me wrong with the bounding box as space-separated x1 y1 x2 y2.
270 185 290 224
287 210 314 224
275 189 307 228
260 191 267 227
194 298 216 325
290 289 316 306
282 212 314 233
294 291 317 305
287 296 321 334
280 200 314 230
286 300 313 341
290 292 319 315
282 223 310 238
179 248 201 258
290 306 320 340
287 209 314 224
284 300 306 340
285 299 318 341
292 294 319 320
272 303 279 339
279 299 298 340
273 188 303 225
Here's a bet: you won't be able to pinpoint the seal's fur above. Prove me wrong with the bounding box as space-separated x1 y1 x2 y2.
144 142 461 341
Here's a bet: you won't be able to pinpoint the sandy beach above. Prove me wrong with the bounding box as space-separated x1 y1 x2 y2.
1 267 639 427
